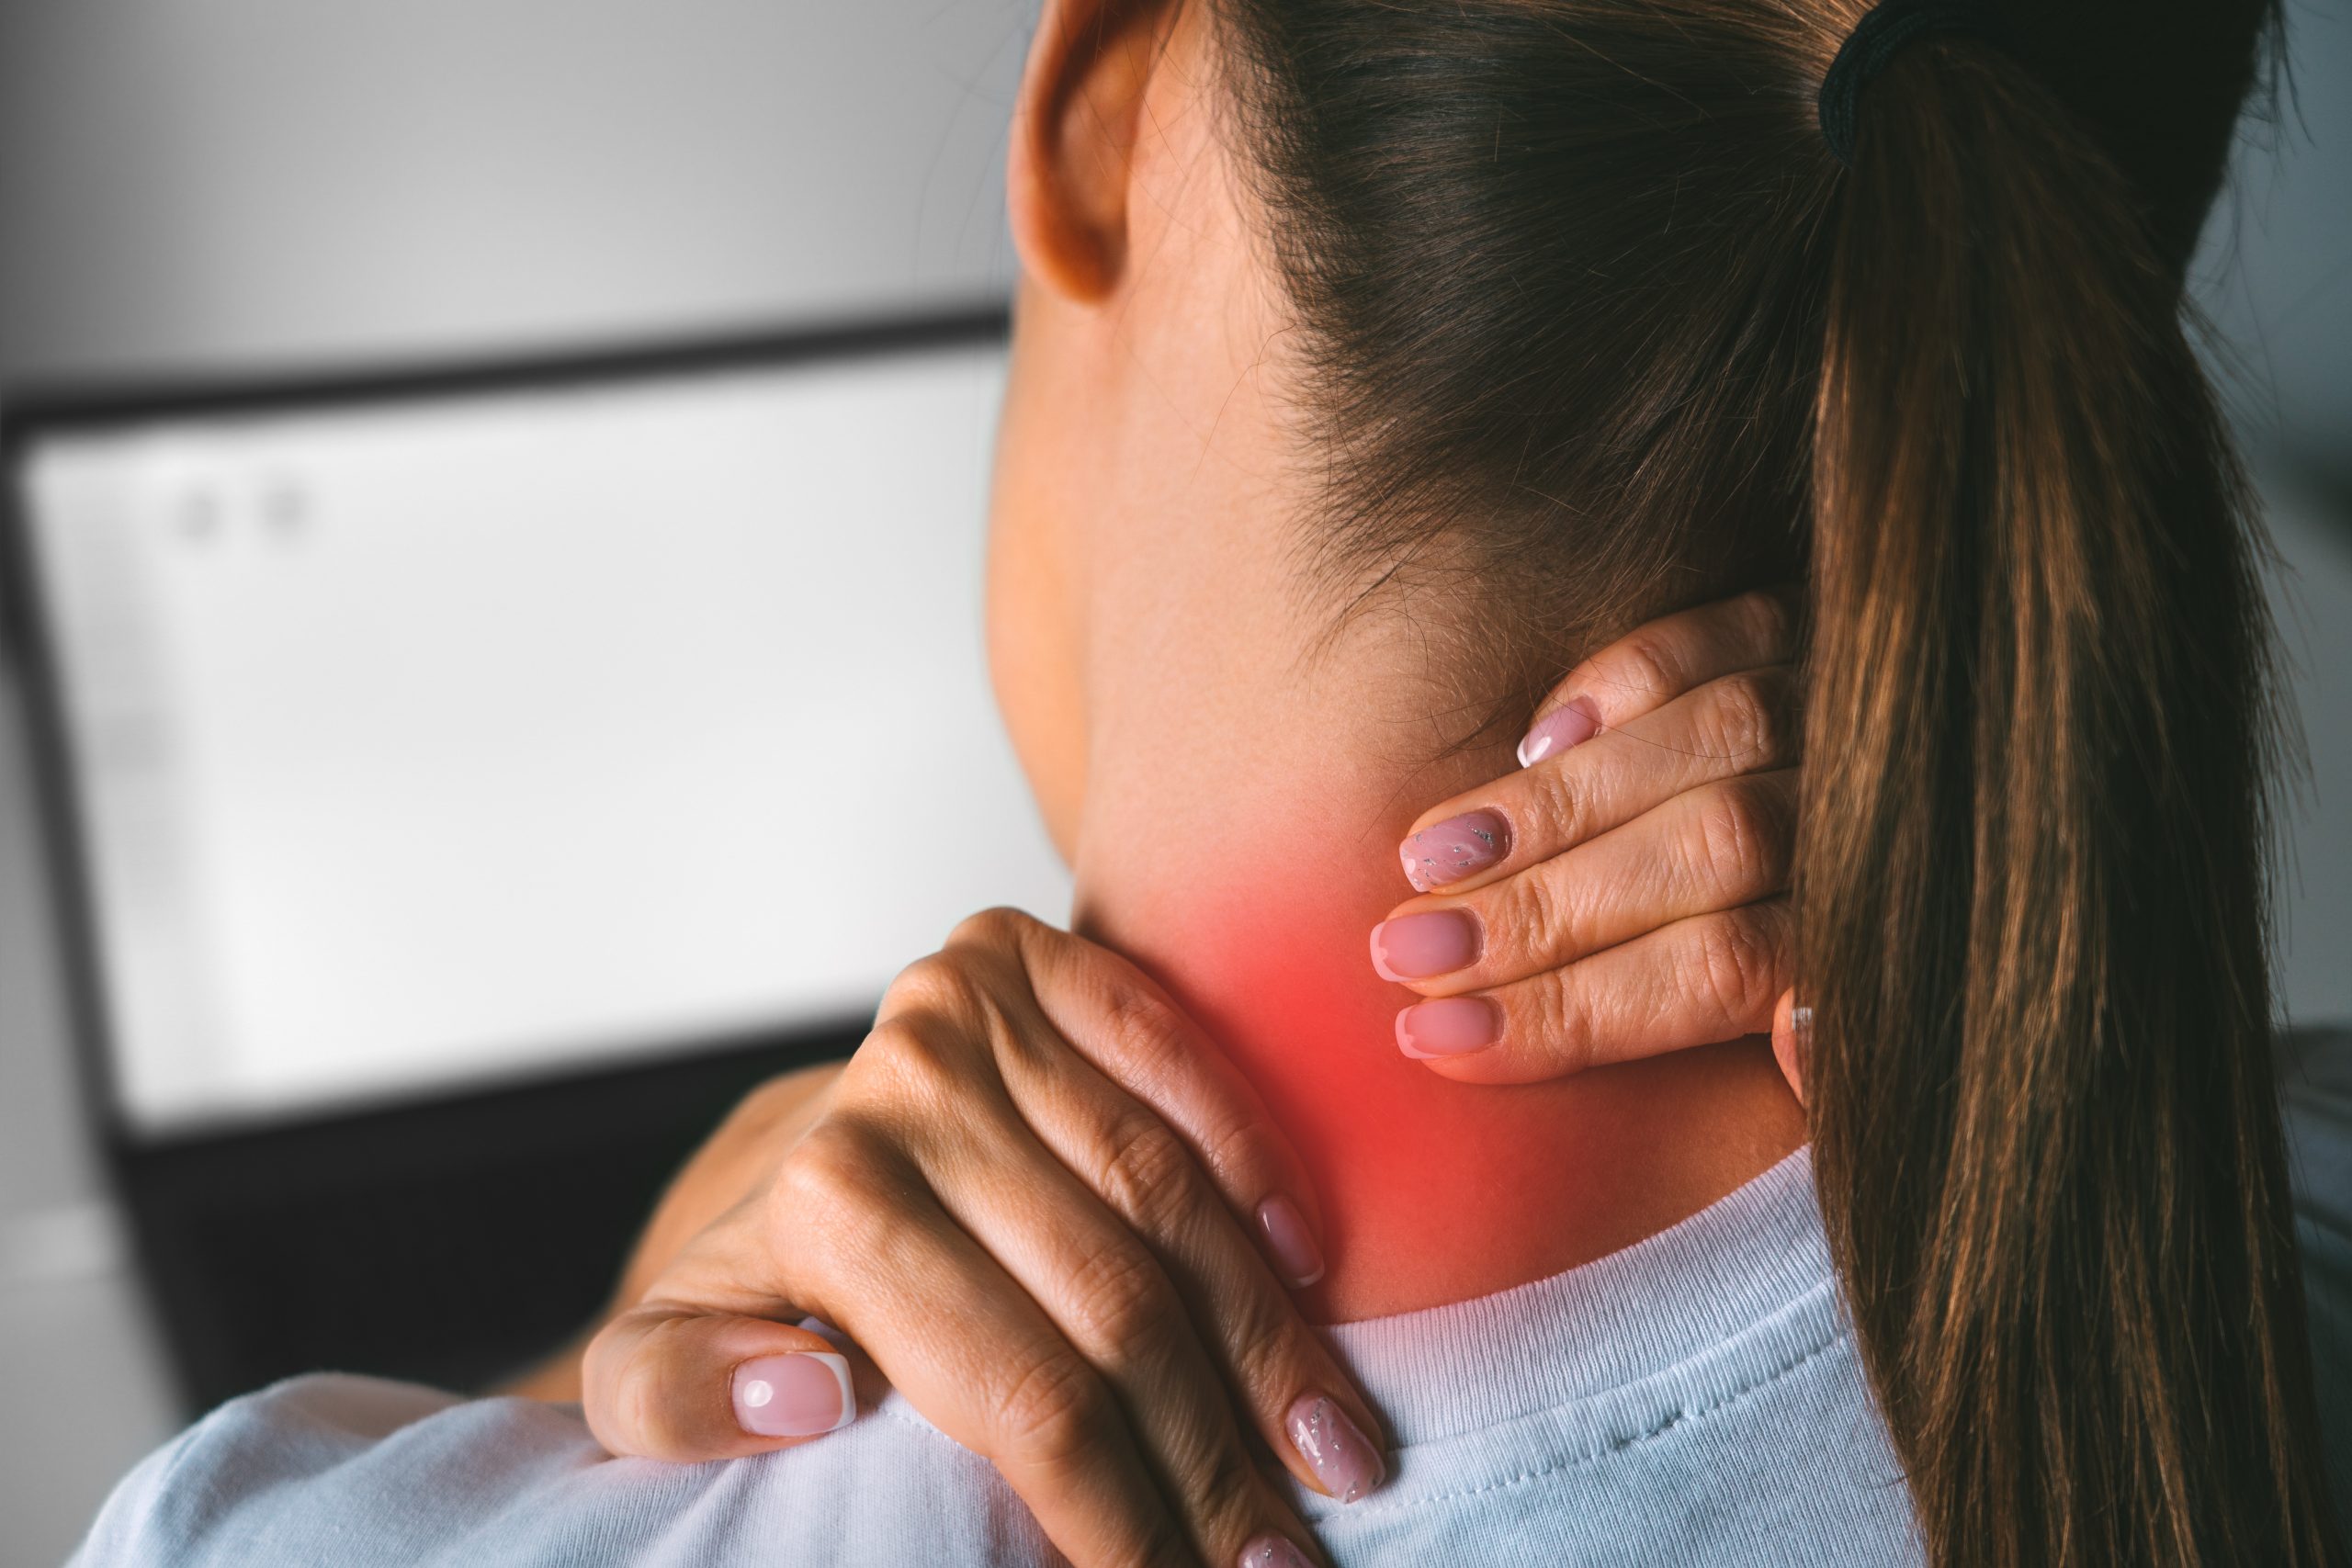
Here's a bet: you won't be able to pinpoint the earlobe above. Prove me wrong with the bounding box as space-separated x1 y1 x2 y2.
1009 0 1174 304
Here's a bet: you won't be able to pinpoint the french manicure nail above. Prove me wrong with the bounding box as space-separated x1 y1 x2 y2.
1370 910 1481 982
1517 695 1602 768
1396 997 1500 1059
1397 810 1509 893
1286 1393 1385 1504
733 1352 855 1438
1239 1534 1314 1568
1256 1195 1327 1289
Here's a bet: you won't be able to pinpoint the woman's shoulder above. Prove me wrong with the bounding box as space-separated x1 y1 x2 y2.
68 1375 1052 1568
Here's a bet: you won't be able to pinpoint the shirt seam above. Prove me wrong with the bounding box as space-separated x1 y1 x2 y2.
1367 1275 1841 1450
1328 1319 1854 1519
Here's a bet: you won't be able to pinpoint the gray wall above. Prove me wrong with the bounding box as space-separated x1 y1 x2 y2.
2199 0 2352 502
0 0 1024 379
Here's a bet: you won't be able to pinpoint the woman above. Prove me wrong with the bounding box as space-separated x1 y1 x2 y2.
73 0 2348 1563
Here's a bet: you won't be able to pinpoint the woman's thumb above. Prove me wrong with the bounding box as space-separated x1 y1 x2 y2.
582 1304 857 1461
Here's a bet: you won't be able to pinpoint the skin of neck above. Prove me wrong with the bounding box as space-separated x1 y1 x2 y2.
1057 501 1804 1323
985 6 1804 1321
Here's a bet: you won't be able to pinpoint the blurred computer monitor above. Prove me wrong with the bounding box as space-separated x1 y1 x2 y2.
2 310 1072 1404
8 310 1068 1138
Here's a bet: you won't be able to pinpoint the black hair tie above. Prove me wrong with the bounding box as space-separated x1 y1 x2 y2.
1817 0 2012 167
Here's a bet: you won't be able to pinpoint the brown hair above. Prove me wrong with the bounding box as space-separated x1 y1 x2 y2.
1215 0 2345 1562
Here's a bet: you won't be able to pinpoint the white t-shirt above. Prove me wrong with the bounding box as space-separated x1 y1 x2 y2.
71 1032 2352 1567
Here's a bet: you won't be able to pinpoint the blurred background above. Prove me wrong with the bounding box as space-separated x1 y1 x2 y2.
0 1 2344 1562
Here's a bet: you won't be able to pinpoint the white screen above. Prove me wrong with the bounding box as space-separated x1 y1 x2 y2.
20 340 1072 1134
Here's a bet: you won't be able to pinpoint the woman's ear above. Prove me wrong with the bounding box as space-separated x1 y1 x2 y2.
1010 0 1179 303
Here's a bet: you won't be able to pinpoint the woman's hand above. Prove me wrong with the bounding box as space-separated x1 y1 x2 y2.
580 909 1381 1568
1380 587 1809 1096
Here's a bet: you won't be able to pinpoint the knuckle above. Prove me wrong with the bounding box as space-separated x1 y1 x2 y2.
1693 910 1781 1023
1521 751 1590 845
772 1122 889 1246
1093 1113 1205 1235
946 905 1035 952
1602 632 1680 704
853 1016 967 1111
1061 1235 1182 1359
1083 976 1190 1083
1523 976 1598 1077
881 951 990 1028
1689 782 1780 897
992 1348 1117 1472
1505 856 1589 963
1702 671 1781 765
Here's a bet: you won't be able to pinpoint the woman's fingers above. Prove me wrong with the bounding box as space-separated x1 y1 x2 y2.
923 1091 1338 1564
582 1309 855 1462
944 910 1333 1286
656 1122 1216 1568
1381 589 1805 1088
1397 899 1794 1084
1377 772 1797 996
831 1025 1334 1568
590 912 1362 1567
931 916 1384 1500
582 1105 1208 1568
1399 663 1800 898
1517 585 1798 761
976 976 1387 1502
805 1200 1211 1568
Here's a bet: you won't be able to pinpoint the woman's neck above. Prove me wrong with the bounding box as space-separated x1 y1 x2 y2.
1063 547 1804 1322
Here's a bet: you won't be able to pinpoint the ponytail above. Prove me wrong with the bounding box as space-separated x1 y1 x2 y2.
1799 33 2343 1566
1215 0 2343 1554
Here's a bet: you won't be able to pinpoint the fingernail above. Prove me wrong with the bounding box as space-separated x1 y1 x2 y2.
1398 810 1509 892
733 1352 854 1438
1239 1534 1314 1568
1286 1393 1385 1504
1517 695 1602 768
1792 1004 1814 1043
1369 910 1481 982
1396 997 1500 1059
1255 1195 1326 1288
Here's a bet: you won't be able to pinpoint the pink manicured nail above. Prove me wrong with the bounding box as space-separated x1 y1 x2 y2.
1370 910 1480 982
1517 695 1602 768
1396 997 1500 1059
1256 1196 1326 1288
1239 1534 1314 1568
1286 1393 1385 1504
1398 810 1509 892
733 1352 854 1438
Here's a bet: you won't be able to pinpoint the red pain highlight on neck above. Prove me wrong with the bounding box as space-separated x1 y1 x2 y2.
1124 881 1785 1321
